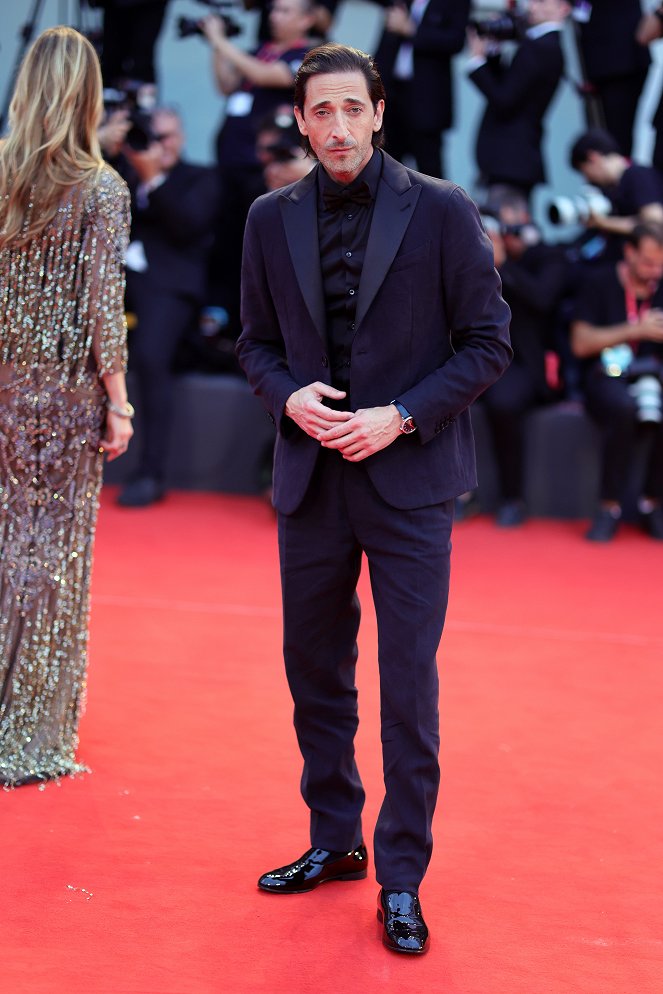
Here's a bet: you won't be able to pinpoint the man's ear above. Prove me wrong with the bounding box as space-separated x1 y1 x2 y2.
294 106 307 137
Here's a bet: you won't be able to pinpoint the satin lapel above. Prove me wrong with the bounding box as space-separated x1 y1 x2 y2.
355 178 421 331
279 169 326 343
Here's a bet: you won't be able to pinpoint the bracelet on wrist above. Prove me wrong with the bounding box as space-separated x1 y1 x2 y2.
107 400 135 419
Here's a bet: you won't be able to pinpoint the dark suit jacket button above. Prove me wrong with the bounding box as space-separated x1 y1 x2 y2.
322 355 329 367
268 413 275 424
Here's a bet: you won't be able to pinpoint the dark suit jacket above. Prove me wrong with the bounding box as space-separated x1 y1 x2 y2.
374 0 470 133
578 0 649 82
129 160 219 300
470 29 565 189
236 152 512 514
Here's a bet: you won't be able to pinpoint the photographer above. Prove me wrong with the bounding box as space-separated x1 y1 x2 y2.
119 107 220 507
202 0 316 334
465 197 568 527
569 128 663 247
571 222 663 541
466 0 571 201
255 107 314 190
373 0 470 178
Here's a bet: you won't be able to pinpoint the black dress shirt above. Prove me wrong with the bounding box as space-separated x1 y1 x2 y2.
317 149 383 403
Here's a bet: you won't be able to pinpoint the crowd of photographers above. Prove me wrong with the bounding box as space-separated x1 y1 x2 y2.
93 0 663 540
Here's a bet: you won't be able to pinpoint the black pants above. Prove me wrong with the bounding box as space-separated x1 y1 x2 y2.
584 369 663 503
586 70 649 158
126 272 198 480
277 449 453 892
481 362 542 502
384 80 445 179
101 0 169 85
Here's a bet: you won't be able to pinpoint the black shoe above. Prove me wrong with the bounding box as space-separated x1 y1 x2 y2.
640 505 663 540
377 889 429 955
495 500 526 528
257 844 368 894
117 476 165 508
586 507 621 542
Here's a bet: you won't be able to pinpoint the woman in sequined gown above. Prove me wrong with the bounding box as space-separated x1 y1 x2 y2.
0 27 133 787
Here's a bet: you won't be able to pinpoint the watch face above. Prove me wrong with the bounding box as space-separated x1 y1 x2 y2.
401 418 416 434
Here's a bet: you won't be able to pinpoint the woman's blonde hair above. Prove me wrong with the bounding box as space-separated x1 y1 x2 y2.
0 26 104 248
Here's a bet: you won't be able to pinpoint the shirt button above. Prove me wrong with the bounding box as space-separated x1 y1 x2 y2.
348 289 355 296
346 251 352 258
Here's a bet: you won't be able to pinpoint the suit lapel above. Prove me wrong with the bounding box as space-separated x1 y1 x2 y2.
279 167 326 343
355 157 421 330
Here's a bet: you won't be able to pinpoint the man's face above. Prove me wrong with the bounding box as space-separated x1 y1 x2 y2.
527 0 570 27
625 237 663 289
151 111 184 171
578 151 610 188
294 70 384 185
270 0 311 42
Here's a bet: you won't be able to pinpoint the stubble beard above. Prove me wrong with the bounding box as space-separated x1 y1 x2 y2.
317 140 370 184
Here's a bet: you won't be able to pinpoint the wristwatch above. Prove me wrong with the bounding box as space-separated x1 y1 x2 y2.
392 400 417 434
107 400 135 419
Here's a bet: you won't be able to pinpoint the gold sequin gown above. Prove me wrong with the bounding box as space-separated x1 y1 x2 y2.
0 164 130 786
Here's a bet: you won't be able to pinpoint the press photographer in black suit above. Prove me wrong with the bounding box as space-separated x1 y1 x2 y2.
467 0 571 201
119 107 219 507
374 0 470 178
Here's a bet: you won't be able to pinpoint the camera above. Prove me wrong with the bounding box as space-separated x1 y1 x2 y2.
546 186 613 226
176 14 242 40
468 11 523 43
601 347 663 423
103 82 157 152
176 0 243 41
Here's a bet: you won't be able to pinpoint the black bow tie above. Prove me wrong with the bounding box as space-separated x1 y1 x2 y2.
323 182 373 212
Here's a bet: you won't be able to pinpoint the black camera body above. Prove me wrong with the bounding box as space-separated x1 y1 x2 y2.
468 11 524 43
176 14 242 40
103 82 156 152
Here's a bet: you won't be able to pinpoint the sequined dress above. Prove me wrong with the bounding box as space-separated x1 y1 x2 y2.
0 164 130 786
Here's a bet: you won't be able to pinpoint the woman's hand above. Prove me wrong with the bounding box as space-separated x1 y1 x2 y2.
100 411 133 461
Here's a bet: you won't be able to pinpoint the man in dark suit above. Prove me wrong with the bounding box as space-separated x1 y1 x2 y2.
373 0 470 178
236 44 511 954
467 0 571 201
119 108 219 506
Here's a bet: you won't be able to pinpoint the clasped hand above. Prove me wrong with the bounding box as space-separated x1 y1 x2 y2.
285 382 402 462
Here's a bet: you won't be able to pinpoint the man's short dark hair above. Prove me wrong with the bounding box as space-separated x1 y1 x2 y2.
627 220 663 250
570 128 621 170
293 43 386 156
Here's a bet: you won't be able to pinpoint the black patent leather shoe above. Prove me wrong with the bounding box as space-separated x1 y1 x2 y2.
258 844 368 894
377 889 429 955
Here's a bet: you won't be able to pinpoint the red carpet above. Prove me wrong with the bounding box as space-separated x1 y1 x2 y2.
3 489 662 994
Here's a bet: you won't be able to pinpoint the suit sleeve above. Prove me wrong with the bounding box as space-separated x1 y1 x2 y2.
398 187 512 444
469 40 560 118
142 167 219 243
236 201 302 433
412 0 470 57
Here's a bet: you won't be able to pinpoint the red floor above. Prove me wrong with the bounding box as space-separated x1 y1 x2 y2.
3 489 662 994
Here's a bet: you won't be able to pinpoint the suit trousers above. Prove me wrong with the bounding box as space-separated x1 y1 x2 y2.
277 446 453 892
480 361 543 501
585 368 663 502
126 272 198 480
